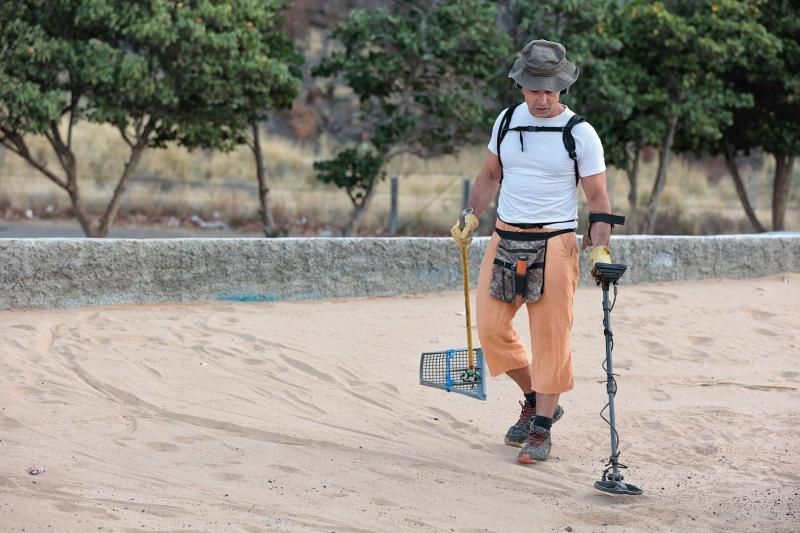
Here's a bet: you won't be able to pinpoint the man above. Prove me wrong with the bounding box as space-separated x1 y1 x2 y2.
450 39 616 464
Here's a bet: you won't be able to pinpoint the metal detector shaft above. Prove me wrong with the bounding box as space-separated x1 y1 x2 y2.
593 262 642 495
601 281 620 478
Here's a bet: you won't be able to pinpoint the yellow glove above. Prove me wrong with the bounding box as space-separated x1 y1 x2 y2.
450 212 479 247
589 245 611 274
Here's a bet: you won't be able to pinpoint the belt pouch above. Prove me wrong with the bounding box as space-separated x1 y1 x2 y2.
489 236 547 304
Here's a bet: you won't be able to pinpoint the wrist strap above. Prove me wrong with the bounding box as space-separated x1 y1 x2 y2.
588 213 625 227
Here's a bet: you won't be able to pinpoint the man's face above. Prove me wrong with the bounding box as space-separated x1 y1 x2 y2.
522 88 562 118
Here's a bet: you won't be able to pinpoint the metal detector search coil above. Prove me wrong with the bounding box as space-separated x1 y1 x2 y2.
419 347 487 401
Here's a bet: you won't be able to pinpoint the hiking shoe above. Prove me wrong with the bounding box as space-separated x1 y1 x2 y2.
504 401 564 448
517 425 552 464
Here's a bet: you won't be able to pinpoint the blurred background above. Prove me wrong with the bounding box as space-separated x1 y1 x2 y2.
1 0 797 238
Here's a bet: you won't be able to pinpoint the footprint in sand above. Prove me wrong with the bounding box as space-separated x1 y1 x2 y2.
279 354 337 383
650 388 671 401
215 472 243 481
640 339 672 356
427 407 471 430
146 442 180 452
694 444 719 456
754 327 780 337
749 309 777 320
687 350 710 361
688 336 714 346
371 497 399 507
173 434 213 445
641 290 679 303
562 464 584 475
244 358 266 366
381 382 400 394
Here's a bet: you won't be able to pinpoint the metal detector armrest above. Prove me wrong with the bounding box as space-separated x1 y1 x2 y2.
594 263 627 285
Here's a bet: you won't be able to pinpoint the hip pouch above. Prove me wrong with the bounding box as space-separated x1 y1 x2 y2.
489 228 574 304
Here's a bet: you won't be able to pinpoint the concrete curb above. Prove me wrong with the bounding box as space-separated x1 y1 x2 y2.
1 234 798 310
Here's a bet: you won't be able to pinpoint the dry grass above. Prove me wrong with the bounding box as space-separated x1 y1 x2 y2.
0 121 796 235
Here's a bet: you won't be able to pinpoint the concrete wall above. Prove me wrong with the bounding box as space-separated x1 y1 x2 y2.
1 234 798 310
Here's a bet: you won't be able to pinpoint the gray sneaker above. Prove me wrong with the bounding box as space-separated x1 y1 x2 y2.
504 401 564 448
517 425 552 464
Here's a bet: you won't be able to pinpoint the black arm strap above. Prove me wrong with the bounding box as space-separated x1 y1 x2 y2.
587 213 625 239
588 213 626 227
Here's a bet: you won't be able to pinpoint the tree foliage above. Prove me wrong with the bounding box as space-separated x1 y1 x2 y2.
614 0 780 232
0 0 300 237
314 146 385 204
511 0 783 233
312 0 512 235
716 0 799 231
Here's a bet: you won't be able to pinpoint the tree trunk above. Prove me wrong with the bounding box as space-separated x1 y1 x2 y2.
60 148 97 237
1 128 98 236
251 122 277 237
344 185 378 237
96 120 156 237
66 173 94 237
626 142 641 233
643 115 679 234
772 153 794 231
723 136 765 233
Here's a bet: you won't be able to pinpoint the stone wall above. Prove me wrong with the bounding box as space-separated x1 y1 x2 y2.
0 234 797 309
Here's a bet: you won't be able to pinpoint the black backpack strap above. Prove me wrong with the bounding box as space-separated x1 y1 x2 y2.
496 103 519 185
499 108 588 187
562 114 585 186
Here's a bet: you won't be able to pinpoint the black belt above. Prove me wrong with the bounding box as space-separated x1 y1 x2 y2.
498 216 576 229
493 259 545 270
495 227 575 241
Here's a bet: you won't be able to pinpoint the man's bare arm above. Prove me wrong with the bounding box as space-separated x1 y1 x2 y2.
581 171 613 247
466 151 502 217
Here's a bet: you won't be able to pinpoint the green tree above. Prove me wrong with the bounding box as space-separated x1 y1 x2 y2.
716 0 799 231
0 0 300 237
607 1 778 233
512 0 779 233
312 0 512 235
245 26 302 238
314 144 385 236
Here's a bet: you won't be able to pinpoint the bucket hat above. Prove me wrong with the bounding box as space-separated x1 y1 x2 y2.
508 39 579 93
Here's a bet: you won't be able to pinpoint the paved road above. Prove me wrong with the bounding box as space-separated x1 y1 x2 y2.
0 220 264 239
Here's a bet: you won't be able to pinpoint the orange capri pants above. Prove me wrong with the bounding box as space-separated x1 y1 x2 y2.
476 221 580 394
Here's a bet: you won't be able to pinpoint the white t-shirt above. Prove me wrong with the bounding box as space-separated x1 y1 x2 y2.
487 104 606 229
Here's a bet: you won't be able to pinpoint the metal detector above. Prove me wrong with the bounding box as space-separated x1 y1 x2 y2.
593 262 643 496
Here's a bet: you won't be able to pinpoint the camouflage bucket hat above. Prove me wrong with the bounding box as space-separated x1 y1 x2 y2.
508 39 579 93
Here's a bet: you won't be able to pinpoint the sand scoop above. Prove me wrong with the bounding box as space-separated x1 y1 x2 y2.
419 241 487 401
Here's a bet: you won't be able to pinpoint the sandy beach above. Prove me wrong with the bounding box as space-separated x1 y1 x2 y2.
1 274 798 532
